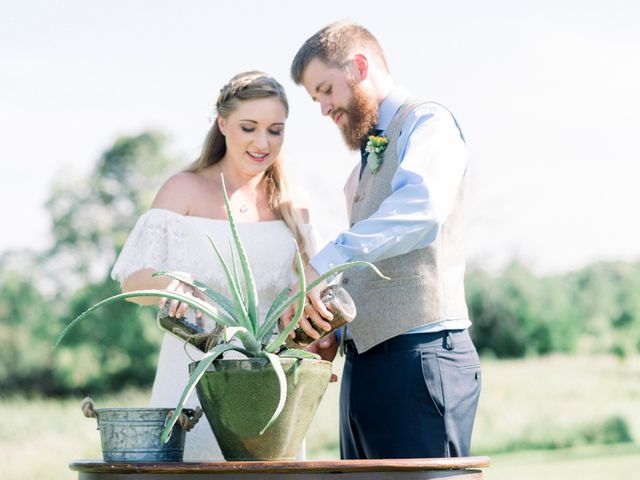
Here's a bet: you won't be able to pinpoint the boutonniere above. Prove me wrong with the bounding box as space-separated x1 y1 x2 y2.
365 135 389 174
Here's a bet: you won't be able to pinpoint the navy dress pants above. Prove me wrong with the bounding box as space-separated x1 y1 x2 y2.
339 329 481 459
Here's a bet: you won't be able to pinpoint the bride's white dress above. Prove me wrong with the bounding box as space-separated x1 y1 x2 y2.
111 208 315 461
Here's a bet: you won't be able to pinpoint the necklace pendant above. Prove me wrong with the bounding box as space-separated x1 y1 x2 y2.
239 204 249 213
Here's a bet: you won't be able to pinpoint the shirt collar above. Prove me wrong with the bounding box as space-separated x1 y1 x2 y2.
376 85 411 131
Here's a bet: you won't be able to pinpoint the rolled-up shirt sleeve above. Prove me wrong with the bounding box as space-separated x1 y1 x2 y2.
310 105 467 275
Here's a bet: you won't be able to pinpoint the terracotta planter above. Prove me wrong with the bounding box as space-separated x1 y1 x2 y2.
191 357 332 461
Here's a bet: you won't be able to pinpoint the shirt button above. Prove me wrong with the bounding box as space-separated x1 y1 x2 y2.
395 237 401 242
328 262 335 268
362 247 369 254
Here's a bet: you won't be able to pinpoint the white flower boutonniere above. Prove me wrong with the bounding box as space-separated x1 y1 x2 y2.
365 135 389 174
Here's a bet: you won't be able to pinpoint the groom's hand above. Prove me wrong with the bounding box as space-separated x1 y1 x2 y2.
280 264 332 339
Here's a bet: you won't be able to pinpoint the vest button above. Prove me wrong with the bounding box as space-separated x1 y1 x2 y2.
342 278 349 285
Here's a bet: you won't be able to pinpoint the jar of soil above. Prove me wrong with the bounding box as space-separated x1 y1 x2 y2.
285 284 356 350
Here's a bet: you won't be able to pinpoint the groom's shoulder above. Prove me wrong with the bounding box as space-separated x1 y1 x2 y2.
408 101 454 122
402 101 463 139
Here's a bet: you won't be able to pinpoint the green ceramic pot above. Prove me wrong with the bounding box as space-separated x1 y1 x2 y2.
191 357 332 461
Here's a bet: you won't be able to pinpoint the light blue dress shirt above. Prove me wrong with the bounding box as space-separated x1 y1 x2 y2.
311 86 471 334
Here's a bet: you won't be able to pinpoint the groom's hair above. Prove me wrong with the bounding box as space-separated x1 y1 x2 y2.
291 22 389 84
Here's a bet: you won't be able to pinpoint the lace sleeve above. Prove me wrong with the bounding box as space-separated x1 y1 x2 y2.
110 209 186 285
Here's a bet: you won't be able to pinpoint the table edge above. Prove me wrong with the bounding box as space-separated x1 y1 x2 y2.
70 457 491 474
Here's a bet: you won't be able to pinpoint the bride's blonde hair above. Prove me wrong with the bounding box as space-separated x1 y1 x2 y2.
187 71 310 265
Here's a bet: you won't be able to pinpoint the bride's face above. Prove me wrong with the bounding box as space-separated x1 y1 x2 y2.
218 97 287 175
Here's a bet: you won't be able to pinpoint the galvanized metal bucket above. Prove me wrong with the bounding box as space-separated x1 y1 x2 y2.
81 398 202 462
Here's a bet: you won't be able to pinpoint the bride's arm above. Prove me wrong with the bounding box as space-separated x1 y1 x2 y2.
122 268 173 305
120 173 197 310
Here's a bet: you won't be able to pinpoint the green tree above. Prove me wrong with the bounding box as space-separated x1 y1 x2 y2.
0 130 180 395
45 130 178 290
567 261 640 357
467 262 576 358
0 252 62 394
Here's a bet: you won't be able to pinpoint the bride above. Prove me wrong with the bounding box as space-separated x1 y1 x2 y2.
111 71 316 460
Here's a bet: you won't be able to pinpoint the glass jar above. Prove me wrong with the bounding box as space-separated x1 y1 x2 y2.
285 284 357 349
157 302 224 352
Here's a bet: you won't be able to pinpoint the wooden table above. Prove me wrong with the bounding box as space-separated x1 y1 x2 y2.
70 457 490 479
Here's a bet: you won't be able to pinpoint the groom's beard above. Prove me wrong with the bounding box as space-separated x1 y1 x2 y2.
337 82 379 151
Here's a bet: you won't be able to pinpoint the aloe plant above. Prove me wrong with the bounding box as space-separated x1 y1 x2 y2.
54 174 387 442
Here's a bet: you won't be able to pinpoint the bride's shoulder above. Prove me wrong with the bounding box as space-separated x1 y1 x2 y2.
151 172 205 214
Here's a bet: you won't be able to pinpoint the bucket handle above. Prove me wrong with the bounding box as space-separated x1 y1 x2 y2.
81 397 99 430
81 396 97 418
165 406 203 433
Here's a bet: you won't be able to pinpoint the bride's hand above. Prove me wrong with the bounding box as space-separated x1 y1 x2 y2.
306 332 339 382
159 279 203 321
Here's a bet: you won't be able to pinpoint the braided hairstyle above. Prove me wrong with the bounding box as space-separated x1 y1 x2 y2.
187 71 310 266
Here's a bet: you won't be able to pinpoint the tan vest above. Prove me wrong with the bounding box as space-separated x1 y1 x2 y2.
341 99 470 353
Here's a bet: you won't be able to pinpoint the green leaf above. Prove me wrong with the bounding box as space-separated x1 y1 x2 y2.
257 286 291 343
224 326 248 342
54 289 239 349
161 343 243 443
207 235 252 332
307 261 390 291
259 351 288 435
153 271 237 320
220 175 259 334
278 349 320 360
261 261 390 351
234 329 263 354
229 239 245 305
265 250 306 353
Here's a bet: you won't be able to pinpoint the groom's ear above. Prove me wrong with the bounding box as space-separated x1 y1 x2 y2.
351 53 370 81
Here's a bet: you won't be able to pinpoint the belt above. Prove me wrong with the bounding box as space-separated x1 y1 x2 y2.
344 329 466 356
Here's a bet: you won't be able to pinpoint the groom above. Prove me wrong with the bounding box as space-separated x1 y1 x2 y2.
285 22 481 459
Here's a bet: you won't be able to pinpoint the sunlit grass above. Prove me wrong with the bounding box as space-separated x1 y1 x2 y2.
3 354 639 480
305 354 640 459
485 443 640 480
0 389 148 480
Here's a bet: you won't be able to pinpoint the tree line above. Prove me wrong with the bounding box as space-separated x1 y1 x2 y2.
1 131 638 396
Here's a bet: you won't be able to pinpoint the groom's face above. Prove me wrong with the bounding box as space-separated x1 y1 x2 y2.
301 58 378 150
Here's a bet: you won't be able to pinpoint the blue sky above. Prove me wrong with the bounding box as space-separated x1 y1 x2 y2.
1 0 639 274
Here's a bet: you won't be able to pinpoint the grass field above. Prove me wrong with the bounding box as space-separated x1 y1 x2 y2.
2 354 638 479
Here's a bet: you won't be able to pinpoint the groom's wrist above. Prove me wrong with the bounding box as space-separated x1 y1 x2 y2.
310 242 351 278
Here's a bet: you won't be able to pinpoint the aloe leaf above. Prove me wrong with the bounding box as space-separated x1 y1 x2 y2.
257 286 291 342
161 343 242 443
262 260 388 353
265 250 306 353
54 289 238 349
259 351 288 435
278 349 320 360
264 260 390 337
220 175 259 334
306 260 390 290
224 326 246 342
229 239 245 305
234 329 263 354
153 271 237 320
207 235 252 332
